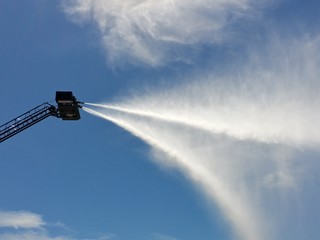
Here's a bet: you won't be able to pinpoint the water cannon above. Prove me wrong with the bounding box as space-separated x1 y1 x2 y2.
0 91 83 142
55 91 82 120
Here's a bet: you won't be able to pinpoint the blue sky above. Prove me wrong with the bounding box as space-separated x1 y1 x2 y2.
1 1 320 240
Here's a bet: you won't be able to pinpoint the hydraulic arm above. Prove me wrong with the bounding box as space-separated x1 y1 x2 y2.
0 91 82 143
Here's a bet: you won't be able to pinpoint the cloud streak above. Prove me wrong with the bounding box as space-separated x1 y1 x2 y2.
62 0 266 66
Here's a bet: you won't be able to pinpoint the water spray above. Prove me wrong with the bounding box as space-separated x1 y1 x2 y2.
82 37 320 240
83 105 266 240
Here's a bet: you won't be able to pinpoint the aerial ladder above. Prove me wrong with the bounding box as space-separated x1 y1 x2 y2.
0 91 82 143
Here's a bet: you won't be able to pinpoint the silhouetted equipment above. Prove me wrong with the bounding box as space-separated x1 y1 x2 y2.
56 91 81 120
0 91 82 143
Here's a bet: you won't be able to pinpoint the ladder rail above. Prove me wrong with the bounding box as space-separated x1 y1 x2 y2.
0 103 57 143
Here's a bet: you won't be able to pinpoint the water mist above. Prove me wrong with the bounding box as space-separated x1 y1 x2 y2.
84 38 320 240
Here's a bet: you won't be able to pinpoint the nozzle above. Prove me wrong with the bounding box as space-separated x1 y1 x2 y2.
55 91 81 120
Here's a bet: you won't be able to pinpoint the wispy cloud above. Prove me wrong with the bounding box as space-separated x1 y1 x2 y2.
0 231 73 240
0 231 118 240
62 0 267 66
0 210 114 240
0 210 44 229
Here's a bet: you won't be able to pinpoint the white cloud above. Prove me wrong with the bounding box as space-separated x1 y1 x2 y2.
0 231 117 240
62 0 266 66
0 210 44 229
0 210 115 240
0 231 73 240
